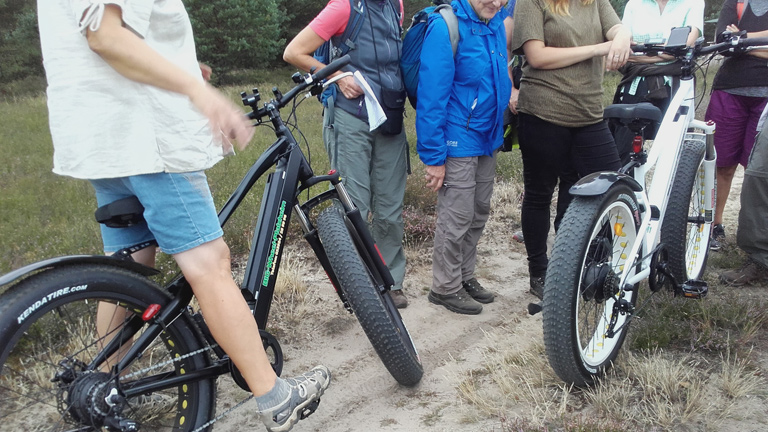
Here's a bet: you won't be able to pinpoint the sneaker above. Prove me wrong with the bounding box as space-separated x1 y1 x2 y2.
462 278 495 304
529 276 544 300
428 289 483 315
259 366 331 432
710 224 725 251
719 260 768 287
388 289 408 309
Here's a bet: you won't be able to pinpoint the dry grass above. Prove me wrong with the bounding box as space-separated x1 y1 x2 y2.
450 324 766 432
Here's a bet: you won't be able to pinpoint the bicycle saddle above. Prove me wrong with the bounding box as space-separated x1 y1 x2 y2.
94 196 145 228
603 102 662 124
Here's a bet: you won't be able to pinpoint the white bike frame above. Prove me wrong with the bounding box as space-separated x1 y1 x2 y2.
622 74 716 287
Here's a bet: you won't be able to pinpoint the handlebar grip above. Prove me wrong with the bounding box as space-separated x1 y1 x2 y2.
312 55 352 82
742 36 768 47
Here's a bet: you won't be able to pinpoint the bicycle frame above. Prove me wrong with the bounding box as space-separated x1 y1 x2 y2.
85 57 396 394
621 74 716 288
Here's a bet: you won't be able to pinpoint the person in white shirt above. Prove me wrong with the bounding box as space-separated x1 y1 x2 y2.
37 1 329 430
612 0 703 163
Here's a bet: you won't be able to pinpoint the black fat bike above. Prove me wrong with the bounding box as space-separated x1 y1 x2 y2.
0 56 422 432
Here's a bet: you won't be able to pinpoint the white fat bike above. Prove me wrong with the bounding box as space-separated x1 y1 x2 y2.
540 28 768 387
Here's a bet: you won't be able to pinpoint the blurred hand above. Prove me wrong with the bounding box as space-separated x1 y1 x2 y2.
199 63 212 82
189 83 254 151
424 164 445 192
509 86 519 114
337 75 363 99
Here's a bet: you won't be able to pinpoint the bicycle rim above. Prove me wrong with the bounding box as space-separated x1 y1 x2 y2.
0 265 214 432
575 199 638 368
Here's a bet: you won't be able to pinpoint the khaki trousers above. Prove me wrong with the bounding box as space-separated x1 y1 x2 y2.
431 154 496 295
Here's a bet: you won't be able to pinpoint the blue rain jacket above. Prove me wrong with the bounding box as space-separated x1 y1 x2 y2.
415 0 511 166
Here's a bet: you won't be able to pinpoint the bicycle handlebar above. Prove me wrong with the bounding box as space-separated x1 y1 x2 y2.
631 35 768 58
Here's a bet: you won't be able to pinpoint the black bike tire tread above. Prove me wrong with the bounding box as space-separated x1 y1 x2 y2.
659 139 708 282
0 264 216 432
316 208 423 387
542 187 638 387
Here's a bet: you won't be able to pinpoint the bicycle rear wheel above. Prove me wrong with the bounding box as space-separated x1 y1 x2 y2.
660 139 710 283
0 264 215 431
543 184 641 387
316 205 423 387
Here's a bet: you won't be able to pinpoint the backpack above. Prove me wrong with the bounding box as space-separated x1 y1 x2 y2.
312 0 401 106
313 0 367 66
400 0 459 109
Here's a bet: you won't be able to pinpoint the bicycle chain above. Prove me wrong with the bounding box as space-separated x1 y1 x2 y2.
118 342 255 431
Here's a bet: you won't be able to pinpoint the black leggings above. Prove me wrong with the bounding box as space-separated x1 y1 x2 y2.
517 113 621 277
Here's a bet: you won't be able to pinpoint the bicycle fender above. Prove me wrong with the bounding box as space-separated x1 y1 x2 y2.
0 255 159 288
569 171 643 197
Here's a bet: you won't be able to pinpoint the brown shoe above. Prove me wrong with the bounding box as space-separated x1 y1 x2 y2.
719 261 768 287
388 289 408 309
428 289 482 315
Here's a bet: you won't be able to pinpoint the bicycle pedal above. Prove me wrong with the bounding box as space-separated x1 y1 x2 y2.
299 398 320 420
680 280 708 299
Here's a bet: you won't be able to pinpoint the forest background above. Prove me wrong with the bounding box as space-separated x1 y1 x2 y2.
0 0 723 98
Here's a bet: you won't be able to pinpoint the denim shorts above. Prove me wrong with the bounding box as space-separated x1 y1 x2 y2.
90 171 223 254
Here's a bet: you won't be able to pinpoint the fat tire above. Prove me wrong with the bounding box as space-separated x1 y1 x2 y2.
316 207 423 386
660 139 710 283
0 264 215 431
543 185 641 387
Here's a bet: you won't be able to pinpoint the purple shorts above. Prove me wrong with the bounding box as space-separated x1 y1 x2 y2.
705 90 768 167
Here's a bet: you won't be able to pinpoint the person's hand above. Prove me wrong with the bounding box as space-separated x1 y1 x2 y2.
189 83 254 152
424 164 445 192
726 24 740 33
337 75 363 99
199 63 212 82
605 27 632 71
509 86 519 114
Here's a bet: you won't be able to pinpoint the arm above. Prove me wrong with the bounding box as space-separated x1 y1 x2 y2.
522 39 612 69
283 1 363 99
504 16 519 113
723 25 768 58
86 5 253 148
416 18 454 191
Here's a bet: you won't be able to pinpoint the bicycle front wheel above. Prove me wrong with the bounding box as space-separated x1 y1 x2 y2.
316 206 423 387
0 264 215 431
660 139 710 283
543 184 641 387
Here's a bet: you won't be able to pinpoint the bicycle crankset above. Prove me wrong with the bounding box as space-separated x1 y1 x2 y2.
648 245 669 292
231 329 284 391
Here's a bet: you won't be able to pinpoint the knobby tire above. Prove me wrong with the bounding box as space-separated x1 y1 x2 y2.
543 185 641 387
659 139 710 283
0 264 215 431
316 206 423 387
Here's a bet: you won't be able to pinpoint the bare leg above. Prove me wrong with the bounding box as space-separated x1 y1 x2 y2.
715 165 738 226
174 238 277 396
97 248 156 371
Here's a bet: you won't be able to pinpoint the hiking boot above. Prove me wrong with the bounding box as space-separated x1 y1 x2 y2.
719 260 768 287
710 224 725 251
388 289 408 309
258 365 331 432
428 289 483 315
529 276 544 300
462 278 495 304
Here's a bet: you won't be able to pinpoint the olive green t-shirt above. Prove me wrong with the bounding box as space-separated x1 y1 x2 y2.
511 0 621 127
